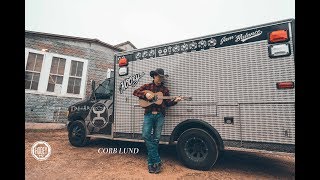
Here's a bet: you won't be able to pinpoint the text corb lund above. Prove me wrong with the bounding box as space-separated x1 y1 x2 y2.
98 148 140 154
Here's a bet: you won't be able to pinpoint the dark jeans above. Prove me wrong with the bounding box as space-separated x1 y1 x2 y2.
142 112 164 165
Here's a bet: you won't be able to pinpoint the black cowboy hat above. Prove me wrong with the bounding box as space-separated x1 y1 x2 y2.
150 68 168 78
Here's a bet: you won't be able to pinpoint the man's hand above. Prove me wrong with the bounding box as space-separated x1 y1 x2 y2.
174 97 182 102
145 92 154 100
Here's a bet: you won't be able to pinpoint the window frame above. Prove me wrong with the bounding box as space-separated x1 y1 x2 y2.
47 56 66 93
25 48 88 99
25 51 45 90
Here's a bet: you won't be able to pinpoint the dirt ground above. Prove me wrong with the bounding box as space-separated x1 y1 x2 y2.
25 129 295 180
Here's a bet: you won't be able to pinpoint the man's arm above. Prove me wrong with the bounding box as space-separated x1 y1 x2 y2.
163 88 178 107
133 84 148 99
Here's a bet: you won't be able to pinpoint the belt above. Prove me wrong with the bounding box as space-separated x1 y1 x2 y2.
152 111 159 114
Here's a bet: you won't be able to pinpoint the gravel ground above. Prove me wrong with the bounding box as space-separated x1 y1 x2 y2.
25 129 295 180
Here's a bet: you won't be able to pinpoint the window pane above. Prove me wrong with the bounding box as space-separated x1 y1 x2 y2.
50 57 59 74
33 73 40 82
58 58 66 75
67 85 73 93
56 76 63 84
26 53 36 71
25 81 31 89
47 83 54 92
31 81 39 90
74 86 80 94
76 62 83 77
70 61 77 76
67 77 75 93
48 75 56 84
68 77 75 85
36 54 44 62
34 55 43 72
25 72 36 90
25 72 33 81
74 78 81 86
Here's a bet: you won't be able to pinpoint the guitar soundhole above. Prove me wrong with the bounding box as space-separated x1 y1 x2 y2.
151 95 158 102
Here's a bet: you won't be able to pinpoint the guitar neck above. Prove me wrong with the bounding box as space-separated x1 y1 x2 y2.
159 96 178 100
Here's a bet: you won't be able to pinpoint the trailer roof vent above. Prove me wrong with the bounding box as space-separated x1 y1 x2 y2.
269 30 289 43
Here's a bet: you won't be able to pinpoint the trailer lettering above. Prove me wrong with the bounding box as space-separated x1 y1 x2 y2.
119 72 145 94
220 35 234 45
235 30 262 42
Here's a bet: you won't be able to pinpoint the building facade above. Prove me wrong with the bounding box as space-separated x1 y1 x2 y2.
25 31 136 122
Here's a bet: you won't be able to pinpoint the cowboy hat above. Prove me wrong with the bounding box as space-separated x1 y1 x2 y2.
150 68 168 78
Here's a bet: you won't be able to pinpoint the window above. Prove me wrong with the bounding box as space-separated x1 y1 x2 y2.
95 78 114 99
25 48 88 98
67 61 84 94
25 52 44 90
47 57 66 93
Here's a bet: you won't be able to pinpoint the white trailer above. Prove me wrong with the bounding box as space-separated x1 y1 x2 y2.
67 19 295 170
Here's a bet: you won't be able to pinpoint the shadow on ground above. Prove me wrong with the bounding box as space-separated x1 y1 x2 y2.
86 138 294 177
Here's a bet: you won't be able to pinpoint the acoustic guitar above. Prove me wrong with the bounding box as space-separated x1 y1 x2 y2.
138 90 192 107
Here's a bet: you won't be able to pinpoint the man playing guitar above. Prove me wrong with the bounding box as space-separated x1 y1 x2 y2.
133 68 182 174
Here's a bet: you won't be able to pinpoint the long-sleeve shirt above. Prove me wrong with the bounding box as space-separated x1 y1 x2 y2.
133 81 177 116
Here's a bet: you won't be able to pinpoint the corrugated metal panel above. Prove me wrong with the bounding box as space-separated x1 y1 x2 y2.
240 103 295 144
216 105 241 140
114 62 134 133
217 41 295 103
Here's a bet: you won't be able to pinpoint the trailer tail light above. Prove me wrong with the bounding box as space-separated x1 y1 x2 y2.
269 30 289 43
119 57 128 67
268 43 291 58
276 81 294 89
